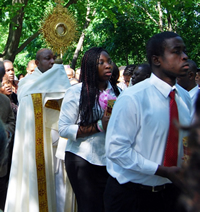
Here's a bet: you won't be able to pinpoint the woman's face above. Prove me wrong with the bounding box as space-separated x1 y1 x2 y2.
1 79 12 95
97 51 113 82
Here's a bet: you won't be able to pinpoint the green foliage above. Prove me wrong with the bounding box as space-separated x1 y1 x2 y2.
0 0 199 73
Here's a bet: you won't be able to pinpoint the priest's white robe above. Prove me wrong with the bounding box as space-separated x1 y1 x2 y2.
5 64 71 212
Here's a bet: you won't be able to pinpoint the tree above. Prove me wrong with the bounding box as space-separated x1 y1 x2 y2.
82 0 200 66
0 0 199 74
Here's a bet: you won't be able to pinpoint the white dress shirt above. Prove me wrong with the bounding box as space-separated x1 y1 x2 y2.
105 73 191 186
189 85 199 117
59 82 118 166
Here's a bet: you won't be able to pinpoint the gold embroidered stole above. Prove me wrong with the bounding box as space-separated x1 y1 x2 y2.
32 93 48 212
45 100 60 111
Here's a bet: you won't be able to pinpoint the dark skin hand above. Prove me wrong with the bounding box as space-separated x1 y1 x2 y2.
76 108 110 138
155 165 189 194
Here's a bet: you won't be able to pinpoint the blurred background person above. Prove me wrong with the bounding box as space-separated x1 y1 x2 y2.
64 66 74 80
75 68 81 82
0 75 18 119
177 59 199 117
195 67 200 87
118 64 136 90
17 74 24 80
3 60 18 94
26 59 37 75
0 61 15 211
64 66 79 85
130 63 151 86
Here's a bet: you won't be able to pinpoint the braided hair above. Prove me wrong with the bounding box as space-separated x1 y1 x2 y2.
78 47 120 126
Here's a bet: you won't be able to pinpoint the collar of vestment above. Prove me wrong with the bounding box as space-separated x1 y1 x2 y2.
18 64 71 102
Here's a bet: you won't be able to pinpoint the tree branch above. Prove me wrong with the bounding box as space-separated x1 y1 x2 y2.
133 3 159 26
15 31 40 55
64 0 79 8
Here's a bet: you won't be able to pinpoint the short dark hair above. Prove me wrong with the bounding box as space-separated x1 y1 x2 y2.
146 31 179 66
136 63 151 75
35 48 51 61
0 61 5 82
123 65 136 76
188 59 197 74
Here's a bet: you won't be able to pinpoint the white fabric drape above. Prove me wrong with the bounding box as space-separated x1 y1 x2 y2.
5 64 71 212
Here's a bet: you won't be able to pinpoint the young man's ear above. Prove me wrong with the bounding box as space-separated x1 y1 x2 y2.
152 55 160 67
188 71 194 80
35 60 39 66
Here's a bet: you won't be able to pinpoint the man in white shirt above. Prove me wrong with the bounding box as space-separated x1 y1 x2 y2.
177 59 199 117
105 32 191 212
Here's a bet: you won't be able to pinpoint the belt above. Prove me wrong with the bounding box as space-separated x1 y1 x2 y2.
125 182 173 193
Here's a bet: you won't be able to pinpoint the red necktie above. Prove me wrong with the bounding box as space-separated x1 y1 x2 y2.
163 90 179 167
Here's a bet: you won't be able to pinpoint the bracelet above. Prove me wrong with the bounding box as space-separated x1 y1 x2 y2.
97 120 104 132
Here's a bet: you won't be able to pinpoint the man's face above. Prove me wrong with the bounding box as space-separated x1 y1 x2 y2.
159 36 189 78
66 69 73 79
195 72 200 86
27 63 37 74
176 70 190 90
36 49 56 73
1 78 12 95
123 75 131 87
4 61 14 81
131 67 148 85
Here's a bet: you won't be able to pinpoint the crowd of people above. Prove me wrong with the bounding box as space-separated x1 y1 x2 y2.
0 31 200 212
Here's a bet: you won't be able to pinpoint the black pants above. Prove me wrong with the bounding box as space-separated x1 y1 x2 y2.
65 152 109 212
0 175 8 211
104 176 186 212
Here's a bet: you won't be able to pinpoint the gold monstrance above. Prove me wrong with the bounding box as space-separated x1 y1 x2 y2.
40 0 76 58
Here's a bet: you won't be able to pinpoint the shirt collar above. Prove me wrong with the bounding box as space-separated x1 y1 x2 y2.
150 73 176 98
99 81 113 92
106 81 113 91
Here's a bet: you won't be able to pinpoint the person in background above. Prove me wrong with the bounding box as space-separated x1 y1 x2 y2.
118 65 136 90
105 31 191 212
26 59 37 75
17 74 24 80
75 68 81 82
130 63 151 86
0 75 18 119
5 48 71 212
3 60 18 94
64 66 74 79
59 47 120 212
64 66 79 85
177 59 199 117
118 66 126 83
0 61 15 211
195 67 200 87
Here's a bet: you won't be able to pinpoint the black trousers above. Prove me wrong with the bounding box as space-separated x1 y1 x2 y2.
65 152 109 212
0 175 8 211
104 176 186 212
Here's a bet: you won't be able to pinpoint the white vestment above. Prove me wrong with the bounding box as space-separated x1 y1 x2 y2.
5 64 71 212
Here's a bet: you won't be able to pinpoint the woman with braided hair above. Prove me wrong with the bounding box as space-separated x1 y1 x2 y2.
59 47 120 212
